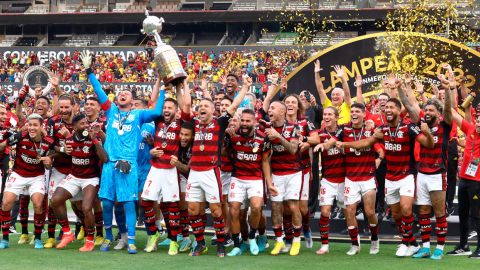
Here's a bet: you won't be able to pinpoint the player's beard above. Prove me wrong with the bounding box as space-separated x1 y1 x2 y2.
425 115 437 126
239 125 254 137
386 112 398 123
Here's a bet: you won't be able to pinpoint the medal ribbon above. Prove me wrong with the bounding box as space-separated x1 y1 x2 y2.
117 110 131 132
199 121 213 146
388 119 403 143
162 122 175 146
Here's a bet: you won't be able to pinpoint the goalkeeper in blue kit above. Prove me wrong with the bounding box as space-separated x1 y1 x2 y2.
80 50 165 254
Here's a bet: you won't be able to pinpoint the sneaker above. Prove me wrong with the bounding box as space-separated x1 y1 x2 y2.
211 235 218 245
189 243 208 256
137 218 144 227
406 245 421 256
396 244 408 257
168 241 180 255
79 241 95 252
205 208 211 214
447 245 472 256
304 229 313 249
158 238 171 246
146 232 161 252
217 244 226 257
56 233 76 249
330 207 339 219
271 241 285 255
114 239 127 250
446 207 454 217
9 226 17 234
316 244 329 254
44 238 56 249
340 228 348 235
114 231 121 241
338 210 345 219
56 230 63 241
34 239 44 249
430 248 444 260
224 235 234 247
281 243 292 253
76 227 85 241
363 228 371 236
257 235 266 252
227 247 242 257
249 238 259 255
346 244 360 255
30 237 34 245
100 239 113 251
370 240 380 254
469 231 477 239
179 237 192 252
290 241 300 256
128 244 137 254
191 240 197 250
412 247 431 258
18 234 29 244
468 248 480 259
0 239 10 249
94 235 104 246
240 242 250 252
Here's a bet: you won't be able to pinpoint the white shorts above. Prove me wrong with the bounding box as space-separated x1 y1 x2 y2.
415 172 446 206
220 170 232 196
271 171 303 202
179 174 188 193
142 167 180 202
319 178 345 209
59 174 99 202
186 168 222 203
228 177 264 203
300 171 311 201
385 174 416 205
48 168 68 200
344 177 376 206
5 171 45 196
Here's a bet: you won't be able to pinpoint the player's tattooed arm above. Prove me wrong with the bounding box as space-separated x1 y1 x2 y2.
278 135 299 155
441 77 453 125
341 136 377 150
271 201 283 227
418 122 435 149
396 79 420 124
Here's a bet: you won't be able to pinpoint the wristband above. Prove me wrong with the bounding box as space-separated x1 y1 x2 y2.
449 87 455 90
86 67 93 75
419 91 424 95
60 147 65 153
377 157 383 161
303 136 308 143
93 138 99 144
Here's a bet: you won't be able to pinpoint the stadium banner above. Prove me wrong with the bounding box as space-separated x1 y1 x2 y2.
1 45 323 62
286 32 480 106
0 82 156 93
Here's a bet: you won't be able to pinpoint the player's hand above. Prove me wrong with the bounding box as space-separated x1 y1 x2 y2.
382 80 390 91
65 145 73 155
450 137 459 143
41 128 47 137
200 78 208 91
20 125 28 132
268 185 279 197
373 128 384 140
404 71 412 84
34 87 42 97
40 156 52 166
150 147 164 157
299 141 310 152
387 74 396 87
219 75 227 87
420 122 430 134
47 71 60 87
310 95 316 106
447 72 456 88
91 122 102 133
258 119 270 127
170 155 179 166
365 120 375 131
88 128 96 140
270 74 279 85
431 85 440 99
144 133 155 147
355 75 362 87
114 160 131 174
413 79 423 93
335 141 344 150
437 73 446 81
60 124 70 138
314 143 324 153
459 76 466 84
243 76 252 87
442 63 452 72
80 50 92 69
314 60 322 73
19 87 27 98
225 128 236 137
265 127 280 141
333 65 345 78
280 80 287 92
375 158 381 169
440 78 450 91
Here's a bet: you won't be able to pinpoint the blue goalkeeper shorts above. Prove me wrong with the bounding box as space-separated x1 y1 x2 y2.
99 161 139 202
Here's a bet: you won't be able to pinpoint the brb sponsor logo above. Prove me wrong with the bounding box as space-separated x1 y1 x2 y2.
21 153 41 164
237 152 258 161
194 133 213 140
72 157 90 165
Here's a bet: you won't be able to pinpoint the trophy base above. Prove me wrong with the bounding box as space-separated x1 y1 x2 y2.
163 73 187 86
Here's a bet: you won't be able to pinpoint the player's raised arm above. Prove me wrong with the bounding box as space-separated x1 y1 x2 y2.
140 88 165 124
182 79 191 117
80 50 109 107
397 79 420 124
262 74 278 113
314 60 327 104
150 72 161 109
227 75 250 116
334 65 351 106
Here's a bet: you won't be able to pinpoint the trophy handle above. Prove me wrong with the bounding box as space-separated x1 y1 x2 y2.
152 30 164 46
145 8 149 16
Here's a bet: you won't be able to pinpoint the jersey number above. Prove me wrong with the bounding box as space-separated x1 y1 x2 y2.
320 188 326 195
344 187 350 194
148 180 152 187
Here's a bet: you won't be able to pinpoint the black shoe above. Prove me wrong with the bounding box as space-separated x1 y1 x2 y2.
74 222 82 238
9 226 17 234
446 207 454 217
340 228 348 235
211 236 218 245
355 206 363 216
389 217 396 225
56 230 64 241
114 231 121 241
330 207 339 219
217 244 226 257
190 243 208 256
376 207 385 223
224 235 234 247
447 245 473 256
363 227 371 236
137 219 144 227
338 210 345 219
468 248 480 259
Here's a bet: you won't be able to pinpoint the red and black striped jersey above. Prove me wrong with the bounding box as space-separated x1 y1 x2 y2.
333 124 381 182
380 119 423 181
86 115 107 133
225 129 270 180
47 115 74 174
220 151 233 172
181 111 232 171
6 132 55 177
419 120 451 174
0 126 15 160
296 116 318 171
22 115 51 130
319 127 345 183
178 145 192 179
261 120 302 176
151 117 183 169
65 133 101 179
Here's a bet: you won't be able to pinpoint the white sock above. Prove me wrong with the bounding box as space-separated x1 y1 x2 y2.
276 236 284 242
322 244 329 249
293 236 301 243
423 242 430 249
155 220 161 231
436 244 444 251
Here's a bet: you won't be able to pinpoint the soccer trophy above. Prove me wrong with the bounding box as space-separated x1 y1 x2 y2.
141 9 187 86
22 65 53 96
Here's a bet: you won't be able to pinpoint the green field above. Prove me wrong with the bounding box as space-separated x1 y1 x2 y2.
1 224 477 270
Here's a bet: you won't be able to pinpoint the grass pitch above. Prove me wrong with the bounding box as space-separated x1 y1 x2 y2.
1 224 477 270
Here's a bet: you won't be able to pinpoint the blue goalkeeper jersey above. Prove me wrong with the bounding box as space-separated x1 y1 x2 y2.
137 121 155 169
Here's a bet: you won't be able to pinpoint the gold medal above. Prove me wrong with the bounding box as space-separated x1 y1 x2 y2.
355 150 361 156
37 155 41 161
252 147 258 153
200 145 205 151
162 142 167 148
